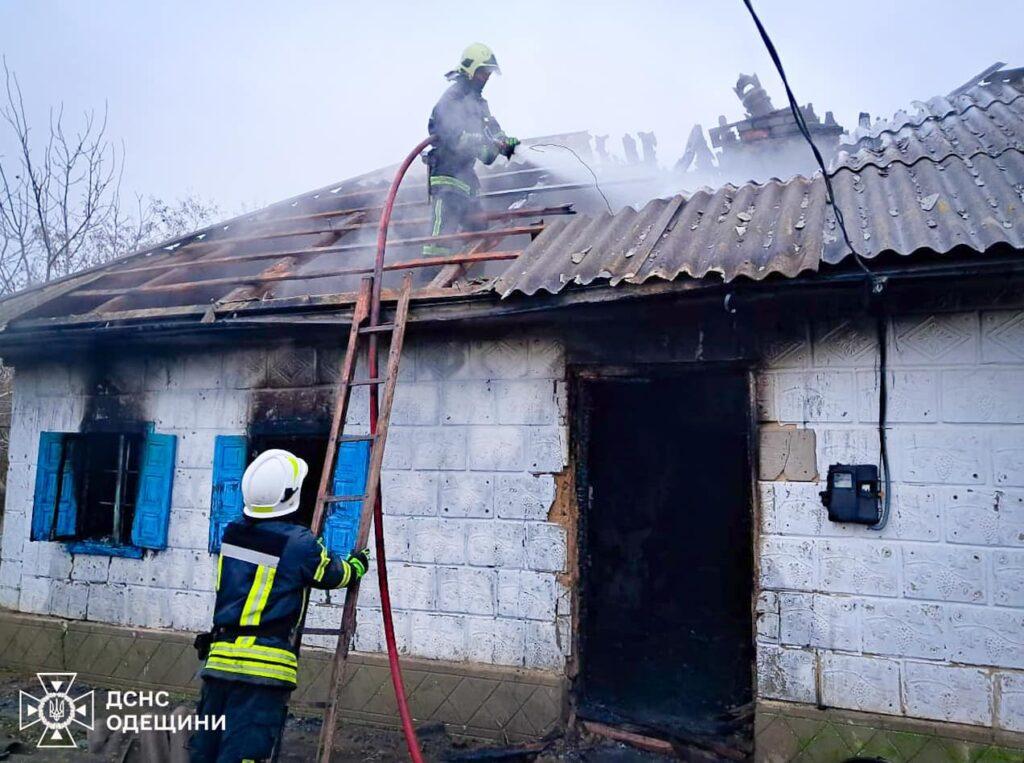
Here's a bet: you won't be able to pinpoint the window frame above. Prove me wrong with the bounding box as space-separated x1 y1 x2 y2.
30 426 176 557
208 433 368 556
63 431 144 547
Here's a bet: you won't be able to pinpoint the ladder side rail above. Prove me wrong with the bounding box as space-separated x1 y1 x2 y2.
316 274 413 761
272 278 372 763
309 277 372 535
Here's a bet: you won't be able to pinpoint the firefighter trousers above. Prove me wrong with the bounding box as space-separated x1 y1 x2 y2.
188 677 290 763
424 174 483 257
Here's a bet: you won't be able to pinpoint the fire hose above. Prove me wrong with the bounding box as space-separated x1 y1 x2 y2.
366 136 435 763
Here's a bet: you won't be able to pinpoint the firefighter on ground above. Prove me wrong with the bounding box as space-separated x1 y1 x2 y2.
424 43 520 257
190 449 369 763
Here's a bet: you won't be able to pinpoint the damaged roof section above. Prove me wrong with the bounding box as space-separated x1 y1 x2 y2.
834 70 1024 172
841 69 1024 147
495 70 1024 298
0 66 1022 332
0 131 643 327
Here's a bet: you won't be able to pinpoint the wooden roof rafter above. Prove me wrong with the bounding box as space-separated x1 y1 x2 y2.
72 250 523 298
1 140 647 326
32 208 563 324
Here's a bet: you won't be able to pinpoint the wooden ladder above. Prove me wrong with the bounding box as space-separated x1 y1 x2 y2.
295 272 414 760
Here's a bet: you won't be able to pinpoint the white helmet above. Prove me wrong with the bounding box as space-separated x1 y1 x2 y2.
241 449 309 519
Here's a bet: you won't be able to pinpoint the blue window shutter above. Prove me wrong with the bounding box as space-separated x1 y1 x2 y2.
322 440 370 556
209 435 247 553
53 438 79 539
31 432 65 541
130 432 177 550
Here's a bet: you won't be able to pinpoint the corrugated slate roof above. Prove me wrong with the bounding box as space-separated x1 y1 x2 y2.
493 149 1024 297
491 69 1024 299
494 180 825 295
3 69 1023 329
842 79 1024 145
822 149 1024 263
834 93 1024 172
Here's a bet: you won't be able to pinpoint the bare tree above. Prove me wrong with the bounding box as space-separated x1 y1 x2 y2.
0 57 219 295
0 61 221 514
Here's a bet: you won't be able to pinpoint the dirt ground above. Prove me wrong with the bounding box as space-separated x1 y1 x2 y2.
0 672 677 762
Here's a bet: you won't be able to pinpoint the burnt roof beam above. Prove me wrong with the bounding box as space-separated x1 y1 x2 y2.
173 205 574 251
209 215 364 307
101 225 545 280
70 250 523 298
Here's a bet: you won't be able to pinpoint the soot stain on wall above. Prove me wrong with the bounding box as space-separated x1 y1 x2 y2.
79 359 148 433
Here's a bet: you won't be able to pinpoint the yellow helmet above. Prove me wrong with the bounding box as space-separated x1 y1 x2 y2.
458 43 501 79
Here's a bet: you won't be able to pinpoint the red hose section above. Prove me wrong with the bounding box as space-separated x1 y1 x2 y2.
368 136 434 763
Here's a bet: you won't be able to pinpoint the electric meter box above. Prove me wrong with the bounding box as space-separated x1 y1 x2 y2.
820 463 880 524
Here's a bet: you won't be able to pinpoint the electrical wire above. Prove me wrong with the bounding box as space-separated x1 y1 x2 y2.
874 315 892 529
528 143 615 215
739 0 877 281
740 0 891 529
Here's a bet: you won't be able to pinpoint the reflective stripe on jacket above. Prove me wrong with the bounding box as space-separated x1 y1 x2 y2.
201 518 356 688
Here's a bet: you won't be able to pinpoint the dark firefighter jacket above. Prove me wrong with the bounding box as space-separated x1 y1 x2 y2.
427 74 504 194
201 518 357 689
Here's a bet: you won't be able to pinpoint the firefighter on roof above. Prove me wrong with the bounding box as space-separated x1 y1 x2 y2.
424 43 519 257
189 449 368 763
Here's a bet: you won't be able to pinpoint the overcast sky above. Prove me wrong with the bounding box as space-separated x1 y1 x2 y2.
2 1 1022 212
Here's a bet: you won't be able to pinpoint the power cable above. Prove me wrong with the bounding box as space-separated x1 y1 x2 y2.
740 0 891 530
875 315 892 529
739 0 878 282
528 143 615 215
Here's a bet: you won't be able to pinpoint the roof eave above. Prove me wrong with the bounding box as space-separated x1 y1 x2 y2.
3 252 1024 360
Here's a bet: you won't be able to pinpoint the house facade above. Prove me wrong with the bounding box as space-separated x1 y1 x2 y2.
3 285 1024 758
1 334 572 667
0 65 1022 760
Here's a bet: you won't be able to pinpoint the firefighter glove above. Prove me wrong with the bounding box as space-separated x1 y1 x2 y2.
347 548 370 579
499 136 520 158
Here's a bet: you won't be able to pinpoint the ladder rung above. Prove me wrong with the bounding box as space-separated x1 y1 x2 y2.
301 628 339 637
339 434 375 442
349 378 383 386
359 323 395 334
321 494 365 503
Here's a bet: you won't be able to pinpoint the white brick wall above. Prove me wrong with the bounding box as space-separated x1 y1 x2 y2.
0 335 570 673
821 652 901 715
757 309 1024 731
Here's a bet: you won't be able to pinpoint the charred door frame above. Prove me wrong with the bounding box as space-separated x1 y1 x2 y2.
567 361 760 745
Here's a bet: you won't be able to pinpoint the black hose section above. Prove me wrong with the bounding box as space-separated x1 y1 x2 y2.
739 0 875 280
873 313 892 530
741 0 893 531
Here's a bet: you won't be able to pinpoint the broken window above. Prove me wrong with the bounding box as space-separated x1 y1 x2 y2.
30 428 177 556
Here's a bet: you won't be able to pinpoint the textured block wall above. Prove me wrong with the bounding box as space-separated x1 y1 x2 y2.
756 309 1024 733
0 334 571 673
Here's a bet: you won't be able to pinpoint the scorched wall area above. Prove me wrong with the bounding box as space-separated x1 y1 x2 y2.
0 333 572 673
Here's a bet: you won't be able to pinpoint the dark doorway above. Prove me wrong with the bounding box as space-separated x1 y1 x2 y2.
576 369 754 746
249 432 328 528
